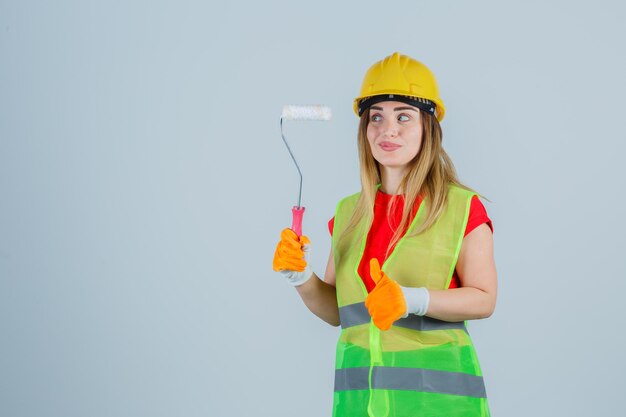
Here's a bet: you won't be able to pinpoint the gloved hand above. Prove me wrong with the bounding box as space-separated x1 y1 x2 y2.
272 228 314 287
365 258 430 331
365 258 407 331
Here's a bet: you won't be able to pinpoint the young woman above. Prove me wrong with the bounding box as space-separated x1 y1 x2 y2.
273 52 497 417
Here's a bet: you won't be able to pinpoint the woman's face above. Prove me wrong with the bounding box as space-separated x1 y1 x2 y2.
366 100 423 170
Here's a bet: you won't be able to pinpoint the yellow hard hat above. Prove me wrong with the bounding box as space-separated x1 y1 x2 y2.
353 52 446 122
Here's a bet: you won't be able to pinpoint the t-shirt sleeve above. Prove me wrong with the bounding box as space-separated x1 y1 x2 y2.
328 216 335 237
464 195 493 236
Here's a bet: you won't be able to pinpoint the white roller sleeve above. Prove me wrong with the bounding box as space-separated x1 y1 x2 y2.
281 105 332 121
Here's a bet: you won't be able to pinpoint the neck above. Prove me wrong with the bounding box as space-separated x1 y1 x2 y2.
379 165 407 195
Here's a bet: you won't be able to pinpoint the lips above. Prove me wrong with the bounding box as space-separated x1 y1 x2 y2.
379 141 401 150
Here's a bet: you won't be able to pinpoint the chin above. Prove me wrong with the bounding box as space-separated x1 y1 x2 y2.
375 155 410 165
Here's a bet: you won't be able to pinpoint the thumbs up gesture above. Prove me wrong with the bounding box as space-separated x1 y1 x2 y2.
364 258 408 331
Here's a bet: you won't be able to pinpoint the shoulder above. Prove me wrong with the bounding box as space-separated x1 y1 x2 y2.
467 195 493 234
446 183 476 201
338 190 361 204
445 183 494 233
334 190 361 213
469 195 489 216
329 190 361 236
442 183 477 215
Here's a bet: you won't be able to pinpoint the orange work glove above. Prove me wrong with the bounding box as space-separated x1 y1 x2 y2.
272 228 313 286
364 258 407 331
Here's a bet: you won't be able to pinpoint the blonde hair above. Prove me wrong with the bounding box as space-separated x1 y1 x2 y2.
338 107 490 260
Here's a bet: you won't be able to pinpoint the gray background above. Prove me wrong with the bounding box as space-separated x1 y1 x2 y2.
1 0 624 416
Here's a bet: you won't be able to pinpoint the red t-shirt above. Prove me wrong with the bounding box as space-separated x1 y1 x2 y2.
328 190 493 293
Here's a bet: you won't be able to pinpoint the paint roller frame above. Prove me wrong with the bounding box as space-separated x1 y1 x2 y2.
280 105 332 237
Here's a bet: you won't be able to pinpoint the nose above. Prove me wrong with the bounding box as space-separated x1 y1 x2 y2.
382 118 399 138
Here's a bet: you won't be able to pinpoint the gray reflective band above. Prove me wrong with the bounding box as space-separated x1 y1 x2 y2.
396 314 468 333
334 367 369 391
335 366 487 398
338 302 467 333
338 302 370 328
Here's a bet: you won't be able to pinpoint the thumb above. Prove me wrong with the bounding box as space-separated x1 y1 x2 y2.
299 235 311 246
300 235 311 257
369 258 383 285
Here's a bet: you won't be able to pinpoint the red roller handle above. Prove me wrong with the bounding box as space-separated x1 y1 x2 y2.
291 206 305 238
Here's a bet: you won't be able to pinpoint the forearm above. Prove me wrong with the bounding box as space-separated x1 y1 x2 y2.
295 272 341 327
425 287 496 322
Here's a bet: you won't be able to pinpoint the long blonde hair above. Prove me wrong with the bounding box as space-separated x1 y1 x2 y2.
338 107 490 260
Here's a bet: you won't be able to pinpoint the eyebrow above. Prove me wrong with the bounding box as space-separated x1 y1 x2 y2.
370 106 418 112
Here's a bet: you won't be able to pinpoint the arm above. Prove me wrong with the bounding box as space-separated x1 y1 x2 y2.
426 223 498 322
294 249 341 327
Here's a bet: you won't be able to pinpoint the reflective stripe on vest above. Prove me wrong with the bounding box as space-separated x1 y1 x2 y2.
339 301 468 333
335 366 487 398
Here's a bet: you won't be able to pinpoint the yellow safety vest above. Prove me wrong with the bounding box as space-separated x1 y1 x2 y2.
331 183 491 417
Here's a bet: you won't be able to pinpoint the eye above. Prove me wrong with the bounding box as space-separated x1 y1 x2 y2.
370 114 382 122
398 114 410 122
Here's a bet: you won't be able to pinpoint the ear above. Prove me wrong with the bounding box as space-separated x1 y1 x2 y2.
369 258 382 285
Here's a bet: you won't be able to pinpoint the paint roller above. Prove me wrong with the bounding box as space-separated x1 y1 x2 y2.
280 105 332 237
